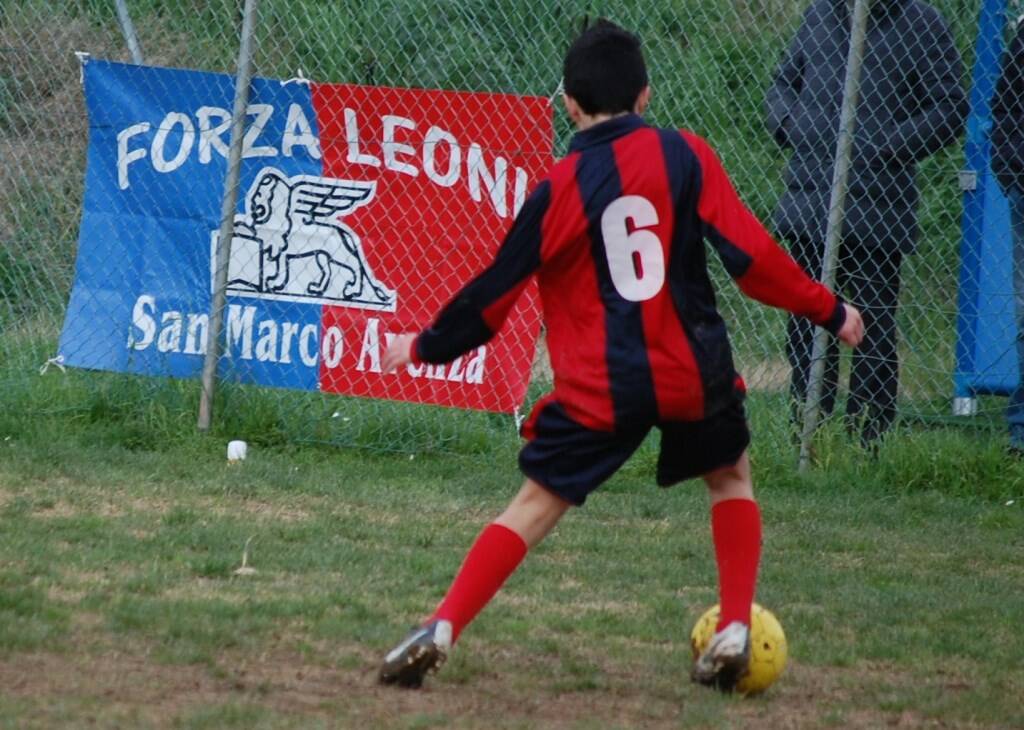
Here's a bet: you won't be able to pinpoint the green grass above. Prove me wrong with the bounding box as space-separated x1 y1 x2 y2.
1 2 1020 725
0 397 1022 728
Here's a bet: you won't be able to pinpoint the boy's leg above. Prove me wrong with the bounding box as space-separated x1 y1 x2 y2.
691 451 761 691
655 407 758 690
381 398 644 688
378 479 570 687
430 478 571 639
703 452 760 631
656 408 759 630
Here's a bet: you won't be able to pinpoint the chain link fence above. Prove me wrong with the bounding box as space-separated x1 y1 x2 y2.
1 0 1015 459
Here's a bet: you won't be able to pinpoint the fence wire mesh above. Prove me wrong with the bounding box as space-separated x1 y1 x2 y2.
0 0 1016 460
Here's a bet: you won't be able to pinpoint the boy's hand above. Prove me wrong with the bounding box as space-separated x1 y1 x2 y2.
383 333 417 374
836 303 864 347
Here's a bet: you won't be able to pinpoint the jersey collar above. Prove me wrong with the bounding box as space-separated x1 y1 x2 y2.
569 114 648 153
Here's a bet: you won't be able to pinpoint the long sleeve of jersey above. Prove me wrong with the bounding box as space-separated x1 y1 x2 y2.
413 181 551 364
682 131 845 334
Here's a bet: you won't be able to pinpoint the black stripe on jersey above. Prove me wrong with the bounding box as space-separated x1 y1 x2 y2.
657 129 738 416
702 224 753 279
416 181 550 364
574 145 659 428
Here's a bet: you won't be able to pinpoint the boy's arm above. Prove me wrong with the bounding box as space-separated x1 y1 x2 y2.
682 131 845 335
384 181 550 372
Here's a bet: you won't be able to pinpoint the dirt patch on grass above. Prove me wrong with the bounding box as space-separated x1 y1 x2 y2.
21 488 319 526
159 574 337 604
0 645 679 728
0 642 990 729
741 357 791 393
0 650 250 727
200 498 314 524
46 584 88 604
495 591 643 618
32 500 79 519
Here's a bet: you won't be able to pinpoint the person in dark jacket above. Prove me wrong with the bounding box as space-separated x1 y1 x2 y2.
991 22 1024 453
766 0 966 444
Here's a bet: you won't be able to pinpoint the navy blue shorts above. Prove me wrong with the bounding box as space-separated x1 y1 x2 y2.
518 399 750 506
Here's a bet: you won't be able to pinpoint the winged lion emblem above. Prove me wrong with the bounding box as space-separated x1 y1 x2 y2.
220 169 396 311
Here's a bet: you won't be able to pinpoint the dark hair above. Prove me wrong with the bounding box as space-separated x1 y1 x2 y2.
563 19 648 116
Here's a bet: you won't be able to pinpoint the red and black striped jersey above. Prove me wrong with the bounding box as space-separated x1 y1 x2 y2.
412 114 844 430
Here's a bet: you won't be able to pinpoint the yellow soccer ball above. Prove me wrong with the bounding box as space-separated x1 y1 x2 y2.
690 603 788 695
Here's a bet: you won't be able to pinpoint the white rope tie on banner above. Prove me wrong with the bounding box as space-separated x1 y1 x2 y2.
39 355 66 376
548 77 564 106
281 68 311 86
74 51 90 85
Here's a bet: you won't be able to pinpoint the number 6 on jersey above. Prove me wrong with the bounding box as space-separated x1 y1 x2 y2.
600 195 665 302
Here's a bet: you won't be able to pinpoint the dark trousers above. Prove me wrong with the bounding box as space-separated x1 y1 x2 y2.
786 237 902 443
1006 188 1024 446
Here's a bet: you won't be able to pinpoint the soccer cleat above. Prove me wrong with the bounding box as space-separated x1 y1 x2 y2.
378 619 453 688
691 621 751 692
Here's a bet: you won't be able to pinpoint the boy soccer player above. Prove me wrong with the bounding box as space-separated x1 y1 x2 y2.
377 20 864 691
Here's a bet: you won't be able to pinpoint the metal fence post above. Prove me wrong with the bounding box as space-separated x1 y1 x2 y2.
113 0 144 64
798 0 872 471
197 0 259 432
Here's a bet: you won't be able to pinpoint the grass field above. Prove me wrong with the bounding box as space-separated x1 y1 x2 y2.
3 1 1023 727
1 388 1023 729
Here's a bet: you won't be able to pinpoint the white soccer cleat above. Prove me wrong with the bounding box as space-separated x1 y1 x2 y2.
691 620 751 692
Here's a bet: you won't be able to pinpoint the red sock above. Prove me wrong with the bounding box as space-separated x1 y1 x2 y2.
430 523 528 643
711 498 762 630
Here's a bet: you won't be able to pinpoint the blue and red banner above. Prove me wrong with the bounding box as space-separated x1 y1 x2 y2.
60 60 552 413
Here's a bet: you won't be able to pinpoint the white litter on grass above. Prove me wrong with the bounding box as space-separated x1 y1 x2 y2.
513 407 526 433
227 440 248 462
233 536 258 577
1007 500 1016 507
39 355 66 375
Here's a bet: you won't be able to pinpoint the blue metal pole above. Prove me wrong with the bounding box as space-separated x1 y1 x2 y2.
954 0 1009 413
